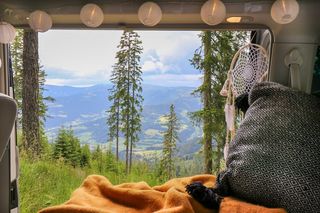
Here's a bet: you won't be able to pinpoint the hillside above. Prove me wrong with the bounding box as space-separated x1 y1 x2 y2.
44 84 203 158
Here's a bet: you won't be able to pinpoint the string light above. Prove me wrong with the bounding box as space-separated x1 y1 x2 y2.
80 3 104 28
138 2 162 27
0 22 16 43
271 0 299 24
201 0 226 26
28 10 53 32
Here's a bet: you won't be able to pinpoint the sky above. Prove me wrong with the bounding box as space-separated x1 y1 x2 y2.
38 30 202 87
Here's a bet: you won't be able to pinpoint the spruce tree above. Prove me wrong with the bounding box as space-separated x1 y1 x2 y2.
107 58 123 161
53 127 81 167
128 32 143 173
80 144 91 167
190 31 248 174
160 104 179 181
69 135 81 168
107 30 143 174
92 145 103 173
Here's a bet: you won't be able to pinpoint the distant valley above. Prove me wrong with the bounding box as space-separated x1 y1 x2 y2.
44 84 203 158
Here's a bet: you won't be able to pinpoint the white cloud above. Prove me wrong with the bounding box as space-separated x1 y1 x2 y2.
39 30 122 78
139 31 200 62
39 30 201 86
144 74 202 87
46 78 96 87
142 59 169 73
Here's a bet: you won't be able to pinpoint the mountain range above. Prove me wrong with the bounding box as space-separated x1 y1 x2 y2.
44 84 203 158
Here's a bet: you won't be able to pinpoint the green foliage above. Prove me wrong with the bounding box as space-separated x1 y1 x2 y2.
53 127 81 167
190 31 249 174
174 153 205 177
80 144 91 167
91 145 104 172
10 29 24 124
159 104 179 181
107 64 122 160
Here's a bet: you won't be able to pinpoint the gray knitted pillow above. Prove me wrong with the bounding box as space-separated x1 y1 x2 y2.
224 82 320 213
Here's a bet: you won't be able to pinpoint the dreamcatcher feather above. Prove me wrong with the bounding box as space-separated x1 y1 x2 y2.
221 43 269 159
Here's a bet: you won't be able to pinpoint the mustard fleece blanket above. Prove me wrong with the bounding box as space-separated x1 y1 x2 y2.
39 175 287 213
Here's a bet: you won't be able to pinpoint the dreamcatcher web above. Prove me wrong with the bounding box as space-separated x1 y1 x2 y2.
231 44 269 97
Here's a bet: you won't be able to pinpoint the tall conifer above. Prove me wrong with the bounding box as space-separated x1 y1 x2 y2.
190 31 248 174
11 29 53 158
107 30 143 173
160 104 179 180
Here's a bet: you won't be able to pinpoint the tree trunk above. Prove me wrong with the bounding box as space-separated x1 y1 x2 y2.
129 88 135 173
125 78 129 174
22 29 40 159
129 136 133 173
213 133 226 174
203 31 213 174
116 100 119 161
125 44 130 174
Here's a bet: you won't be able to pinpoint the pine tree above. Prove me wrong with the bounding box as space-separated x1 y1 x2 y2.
190 31 248 174
107 30 143 174
128 32 143 173
53 128 66 159
11 29 54 157
107 59 123 161
21 29 41 159
80 144 91 167
92 145 103 173
53 127 81 167
69 135 81 168
160 104 179 181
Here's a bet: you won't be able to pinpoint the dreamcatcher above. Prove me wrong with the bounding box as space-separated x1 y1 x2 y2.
221 43 269 159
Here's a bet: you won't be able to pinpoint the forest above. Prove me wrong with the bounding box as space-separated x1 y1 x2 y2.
10 29 248 213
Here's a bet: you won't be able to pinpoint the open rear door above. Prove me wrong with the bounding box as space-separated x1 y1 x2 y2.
0 44 19 213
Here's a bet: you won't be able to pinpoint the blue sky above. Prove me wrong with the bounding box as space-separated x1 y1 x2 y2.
39 30 202 87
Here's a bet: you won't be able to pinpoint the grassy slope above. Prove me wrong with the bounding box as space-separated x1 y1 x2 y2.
19 159 161 213
19 160 87 213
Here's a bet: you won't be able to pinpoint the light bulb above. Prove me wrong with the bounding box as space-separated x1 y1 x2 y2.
201 0 226 26
80 4 104 28
271 0 299 24
0 22 16 44
138 2 162 27
226 16 242 23
28 10 53 32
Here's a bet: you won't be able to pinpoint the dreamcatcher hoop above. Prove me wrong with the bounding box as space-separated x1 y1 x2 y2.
221 43 269 158
221 43 269 98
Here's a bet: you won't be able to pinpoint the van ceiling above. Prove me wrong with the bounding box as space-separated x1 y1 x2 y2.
1 0 320 92
1 0 273 26
1 1 319 42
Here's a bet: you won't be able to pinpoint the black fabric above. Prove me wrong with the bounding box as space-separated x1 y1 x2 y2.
235 93 249 114
223 82 320 212
186 182 222 209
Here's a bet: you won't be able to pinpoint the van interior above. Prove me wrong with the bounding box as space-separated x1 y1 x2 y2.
0 0 320 212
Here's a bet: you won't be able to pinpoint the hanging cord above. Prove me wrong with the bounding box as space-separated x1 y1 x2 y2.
284 49 303 91
222 43 269 154
0 141 9 163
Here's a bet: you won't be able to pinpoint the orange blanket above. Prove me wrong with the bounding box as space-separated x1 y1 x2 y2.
39 175 286 213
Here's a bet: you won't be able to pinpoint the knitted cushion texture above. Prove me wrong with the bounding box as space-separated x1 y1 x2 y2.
225 82 320 213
